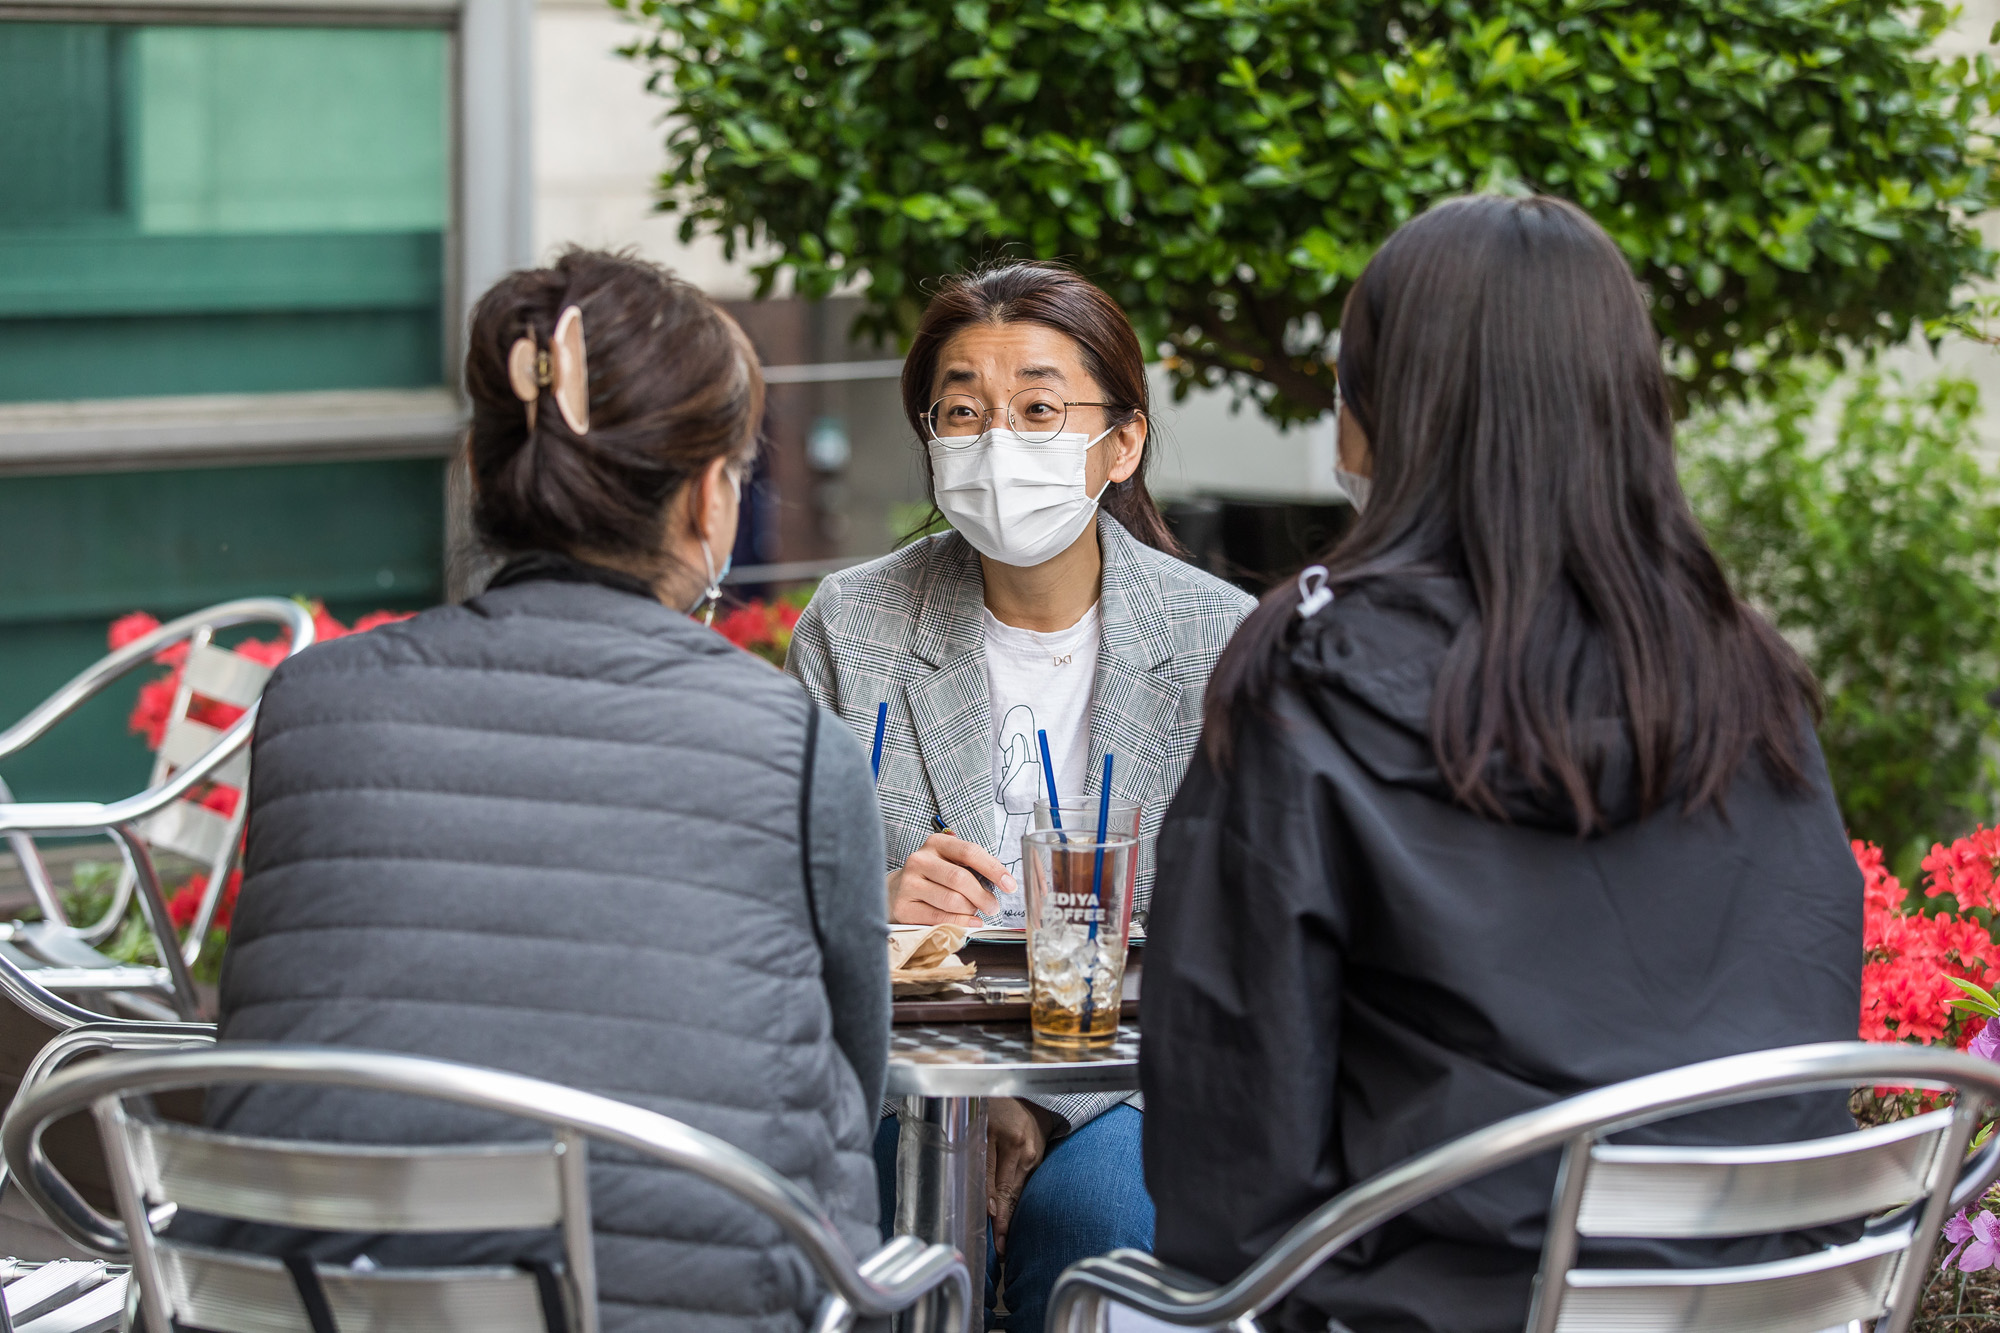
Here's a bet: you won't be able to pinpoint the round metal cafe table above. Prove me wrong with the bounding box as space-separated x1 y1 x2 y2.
884 1019 1140 1332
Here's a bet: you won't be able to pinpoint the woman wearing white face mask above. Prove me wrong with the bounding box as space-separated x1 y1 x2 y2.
787 262 1255 1333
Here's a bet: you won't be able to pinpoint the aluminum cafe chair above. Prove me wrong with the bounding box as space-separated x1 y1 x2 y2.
0 983 215 1333
1049 1041 2000 1333
0 909 213 1226
2 1045 975 1333
0 1015 216 1198
0 1255 134 1333
0 599 315 1022
0 1024 216 1333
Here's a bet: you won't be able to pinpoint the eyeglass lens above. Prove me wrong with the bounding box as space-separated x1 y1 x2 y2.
927 387 1072 445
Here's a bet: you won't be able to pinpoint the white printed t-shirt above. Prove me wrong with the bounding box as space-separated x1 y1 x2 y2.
984 601 1100 925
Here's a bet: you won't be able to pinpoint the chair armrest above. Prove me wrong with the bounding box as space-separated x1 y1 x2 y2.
0 950 113 1032
0 599 310 765
0 707 255 838
1 1021 216 1256
1049 1250 1258 1332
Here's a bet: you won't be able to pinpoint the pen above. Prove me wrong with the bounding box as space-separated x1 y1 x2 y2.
932 815 999 926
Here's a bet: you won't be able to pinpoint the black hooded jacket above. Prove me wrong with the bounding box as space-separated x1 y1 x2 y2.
1140 575 1863 1333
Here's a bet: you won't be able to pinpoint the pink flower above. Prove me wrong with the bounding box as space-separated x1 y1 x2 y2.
1945 1209 2000 1272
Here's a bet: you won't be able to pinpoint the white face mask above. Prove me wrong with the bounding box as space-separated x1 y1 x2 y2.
928 427 1114 567
1335 466 1373 514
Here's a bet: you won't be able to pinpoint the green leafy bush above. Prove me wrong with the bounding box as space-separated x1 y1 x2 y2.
43 858 228 980
1683 368 2000 874
620 0 2000 424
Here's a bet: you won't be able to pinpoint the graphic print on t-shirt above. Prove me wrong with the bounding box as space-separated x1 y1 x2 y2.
982 603 1101 928
994 702 1044 893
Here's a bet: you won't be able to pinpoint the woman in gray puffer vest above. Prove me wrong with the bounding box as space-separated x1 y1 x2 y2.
184 249 891 1332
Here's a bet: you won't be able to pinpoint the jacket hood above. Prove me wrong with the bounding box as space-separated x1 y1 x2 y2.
1286 575 1644 832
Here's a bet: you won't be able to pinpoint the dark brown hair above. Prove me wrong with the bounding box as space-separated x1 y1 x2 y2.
1206 195 1817 830
464 248 763 569
900 261 1180 554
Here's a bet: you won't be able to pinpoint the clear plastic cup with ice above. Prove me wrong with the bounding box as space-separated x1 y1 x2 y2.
1021 828 1138 1045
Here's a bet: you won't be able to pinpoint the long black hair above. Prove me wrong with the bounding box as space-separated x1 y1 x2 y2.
1204 195 1817 830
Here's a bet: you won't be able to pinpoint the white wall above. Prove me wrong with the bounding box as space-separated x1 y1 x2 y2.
531 0 766 295
1144 369 1336 501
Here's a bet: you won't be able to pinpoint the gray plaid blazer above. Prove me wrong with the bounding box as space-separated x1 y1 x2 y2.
787 511 1254 1134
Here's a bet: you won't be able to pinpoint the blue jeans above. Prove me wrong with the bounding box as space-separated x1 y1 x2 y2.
873 1105 1154 1333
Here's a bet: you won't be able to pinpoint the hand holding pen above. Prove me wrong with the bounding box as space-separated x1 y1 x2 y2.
871 702 1016 926
888 820 1016 926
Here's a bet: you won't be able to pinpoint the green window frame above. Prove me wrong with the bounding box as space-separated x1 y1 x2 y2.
0 0 531 802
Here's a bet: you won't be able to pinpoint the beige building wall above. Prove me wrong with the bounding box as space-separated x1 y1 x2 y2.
1876 0 2000 438
532 0 768 297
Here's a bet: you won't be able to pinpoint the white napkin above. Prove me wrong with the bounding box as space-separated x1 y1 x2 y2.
888 925 976 995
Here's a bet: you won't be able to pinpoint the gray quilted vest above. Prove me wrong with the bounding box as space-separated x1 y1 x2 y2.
196 572 877 1333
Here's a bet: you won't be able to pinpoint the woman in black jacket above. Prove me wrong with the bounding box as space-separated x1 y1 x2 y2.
1140 195 1862 1333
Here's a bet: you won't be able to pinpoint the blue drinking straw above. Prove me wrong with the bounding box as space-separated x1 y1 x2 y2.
870 701 888 783
1089 752 1114 941
1080 752 1116 1034
1038 729 1064 839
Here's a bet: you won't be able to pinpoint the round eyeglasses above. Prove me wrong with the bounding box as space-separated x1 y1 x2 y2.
924 387 1119 447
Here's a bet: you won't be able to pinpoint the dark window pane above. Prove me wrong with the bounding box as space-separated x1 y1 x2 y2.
0 23 449 402
0 25 126 228
0 458 446 802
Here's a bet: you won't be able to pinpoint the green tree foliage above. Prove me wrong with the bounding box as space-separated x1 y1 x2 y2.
1683 368 2000 874
619 0 2000 423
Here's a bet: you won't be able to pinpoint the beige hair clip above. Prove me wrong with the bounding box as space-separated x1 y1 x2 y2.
505 305 591 434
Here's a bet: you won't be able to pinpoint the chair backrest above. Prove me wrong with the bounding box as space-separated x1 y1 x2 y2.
0 599 315 1002
112 1114 591 1333
0 1256 131 1333
1528 1101 1969 1333
131 633 279 943
1 1045 972 1333
1044 1042 2000 1333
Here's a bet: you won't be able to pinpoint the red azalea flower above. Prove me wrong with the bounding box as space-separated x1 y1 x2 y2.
212 869 243 932
713 604 766 649
1924 828 2000 913
108 612 161 652
232 636 290 668
311 603 351 644
129 676 179 749
109 611 186 667
1858 837 2000 1047
188 698 246 731
166 868 242 933
167 877 203 929
113 605 414 757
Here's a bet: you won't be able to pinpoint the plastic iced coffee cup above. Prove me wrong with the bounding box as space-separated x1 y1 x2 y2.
1021 828 1138 1046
